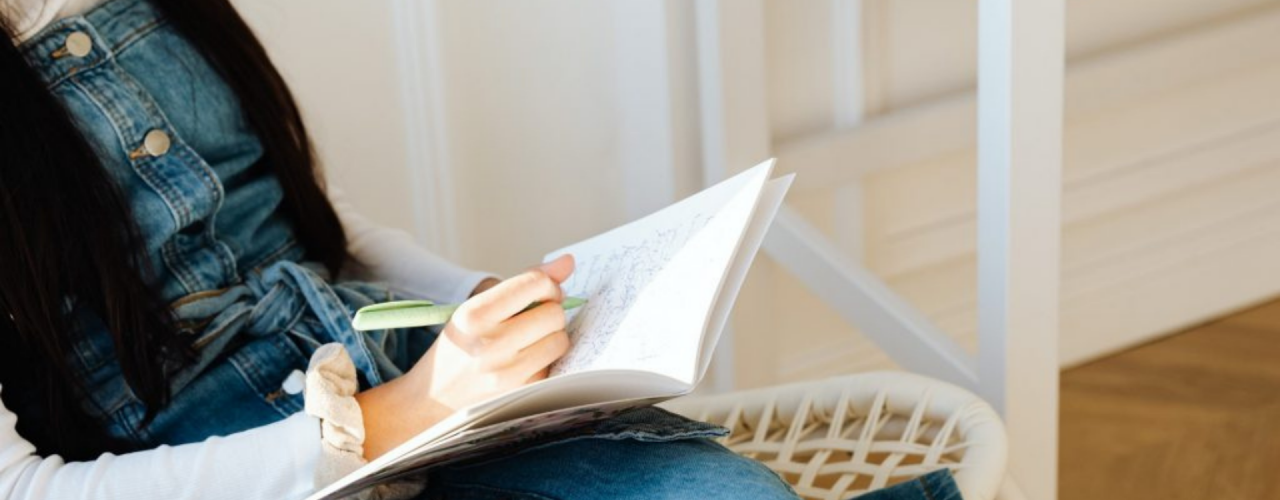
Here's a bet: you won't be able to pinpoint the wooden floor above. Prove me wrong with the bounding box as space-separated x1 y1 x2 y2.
1060 298 1280 500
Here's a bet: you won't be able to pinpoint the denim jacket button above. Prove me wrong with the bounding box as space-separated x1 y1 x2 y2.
65 32 92 58
281 369 306 395
143 129 172 156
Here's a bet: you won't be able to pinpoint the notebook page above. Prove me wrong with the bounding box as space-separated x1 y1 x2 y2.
696 174 794 381
547 160 774 383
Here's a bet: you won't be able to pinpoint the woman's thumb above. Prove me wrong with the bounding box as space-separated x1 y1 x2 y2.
538 254 575 285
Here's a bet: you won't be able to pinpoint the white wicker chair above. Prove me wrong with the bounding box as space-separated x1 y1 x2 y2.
661 371 1008 500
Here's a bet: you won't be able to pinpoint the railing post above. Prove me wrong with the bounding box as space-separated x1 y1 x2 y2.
976 0 1064 499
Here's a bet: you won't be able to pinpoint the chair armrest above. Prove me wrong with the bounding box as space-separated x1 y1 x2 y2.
661 371 1008 500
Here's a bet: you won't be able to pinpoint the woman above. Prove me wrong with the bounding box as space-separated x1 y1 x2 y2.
0 0 799 498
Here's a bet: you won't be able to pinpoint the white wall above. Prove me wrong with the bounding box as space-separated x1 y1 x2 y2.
238 0 1280 387
238 0 644 276
233 0 417 233
431 1 632 273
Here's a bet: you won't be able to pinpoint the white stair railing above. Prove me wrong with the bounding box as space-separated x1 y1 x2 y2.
693 1 1063 499
763 206 978 389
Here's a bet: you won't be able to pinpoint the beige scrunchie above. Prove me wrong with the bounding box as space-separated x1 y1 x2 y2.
304 343 424 500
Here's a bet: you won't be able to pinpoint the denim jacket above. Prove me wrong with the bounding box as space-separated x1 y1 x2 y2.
14 0 719 452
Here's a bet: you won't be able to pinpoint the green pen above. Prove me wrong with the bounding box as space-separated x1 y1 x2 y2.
351 297 588 331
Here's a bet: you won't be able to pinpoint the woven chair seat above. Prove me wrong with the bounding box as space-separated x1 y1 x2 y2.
661 371 1007 500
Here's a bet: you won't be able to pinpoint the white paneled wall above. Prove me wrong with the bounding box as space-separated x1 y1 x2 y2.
240 0 1280 385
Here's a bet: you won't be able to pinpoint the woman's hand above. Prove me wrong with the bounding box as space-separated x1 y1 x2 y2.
469 276 501 297
355 255 575 459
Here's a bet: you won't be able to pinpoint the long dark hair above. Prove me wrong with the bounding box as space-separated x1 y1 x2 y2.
0 0 347 459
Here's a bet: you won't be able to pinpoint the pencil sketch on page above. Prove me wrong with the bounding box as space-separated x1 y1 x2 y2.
550 213 714 376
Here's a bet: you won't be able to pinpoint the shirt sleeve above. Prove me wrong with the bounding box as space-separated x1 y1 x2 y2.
329 187 497 304
0 385 323 500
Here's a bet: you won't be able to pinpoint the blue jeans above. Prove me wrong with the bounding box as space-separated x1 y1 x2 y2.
416 439 964 500
418 438 797 499
852 470 964 500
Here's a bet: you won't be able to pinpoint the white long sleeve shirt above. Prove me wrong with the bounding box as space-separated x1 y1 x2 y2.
1 0 94 41
0 410 323 500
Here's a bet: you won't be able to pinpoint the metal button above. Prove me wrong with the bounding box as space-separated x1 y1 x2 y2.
282 369 306 395
143 130 171 157
65 32 92 58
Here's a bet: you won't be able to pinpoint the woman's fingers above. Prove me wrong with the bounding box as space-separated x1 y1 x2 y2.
456 262 572 329
514 330 570 377
452 254 576 333
439 255 576 392
492 301 566 352
527 367 551 384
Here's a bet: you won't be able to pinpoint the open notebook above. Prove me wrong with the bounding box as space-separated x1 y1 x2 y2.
310 159 793 499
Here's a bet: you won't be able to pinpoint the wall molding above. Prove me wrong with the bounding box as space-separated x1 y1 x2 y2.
857 0 891 118
391 0 459 259
830 0 867 262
